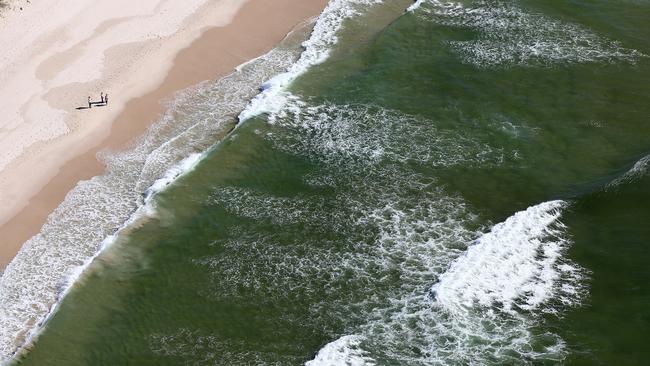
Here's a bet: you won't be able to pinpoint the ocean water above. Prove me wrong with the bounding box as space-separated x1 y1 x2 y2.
5 0 650 365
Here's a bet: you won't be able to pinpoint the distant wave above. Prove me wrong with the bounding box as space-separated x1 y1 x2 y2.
607 153 650 189
411 0 645 67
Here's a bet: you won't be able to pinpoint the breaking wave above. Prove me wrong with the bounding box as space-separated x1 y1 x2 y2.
407 0 427 12
607 153 650 189
306 336 375 366
301 201 585 365
238 0 383 123
433 200 584 315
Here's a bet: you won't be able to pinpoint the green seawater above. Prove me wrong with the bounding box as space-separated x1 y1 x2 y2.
14 0 650 365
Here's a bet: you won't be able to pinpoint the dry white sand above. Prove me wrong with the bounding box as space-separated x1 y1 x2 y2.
0 0 246 225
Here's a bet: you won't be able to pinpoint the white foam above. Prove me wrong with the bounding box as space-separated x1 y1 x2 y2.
305 335 375 366
407 0 426 12
238 0 383 123
625 153 650 177
268 102 506 169
413 0 645 67
433 200 584 315
144 152 203 201
149 328 281 365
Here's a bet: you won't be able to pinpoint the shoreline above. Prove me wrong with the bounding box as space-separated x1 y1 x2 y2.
0 0 329 269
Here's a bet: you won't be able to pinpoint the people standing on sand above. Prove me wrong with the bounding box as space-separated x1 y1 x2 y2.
82 94 108 109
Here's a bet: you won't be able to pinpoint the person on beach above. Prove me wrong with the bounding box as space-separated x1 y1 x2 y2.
105 93 109 106
88 96 92 109
101 92 104 104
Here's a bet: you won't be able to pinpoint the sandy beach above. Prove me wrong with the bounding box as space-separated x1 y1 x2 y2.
0 0 329 268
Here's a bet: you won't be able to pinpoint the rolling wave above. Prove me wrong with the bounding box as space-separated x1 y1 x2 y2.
607 153 650 189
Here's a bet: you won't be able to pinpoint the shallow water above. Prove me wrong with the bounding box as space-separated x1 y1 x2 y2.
9 0 650 364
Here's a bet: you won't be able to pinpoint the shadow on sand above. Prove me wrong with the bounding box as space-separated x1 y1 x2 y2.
76 103 106 110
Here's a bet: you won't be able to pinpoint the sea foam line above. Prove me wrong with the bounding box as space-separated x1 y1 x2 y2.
238 0 383 123
0 152 204 365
